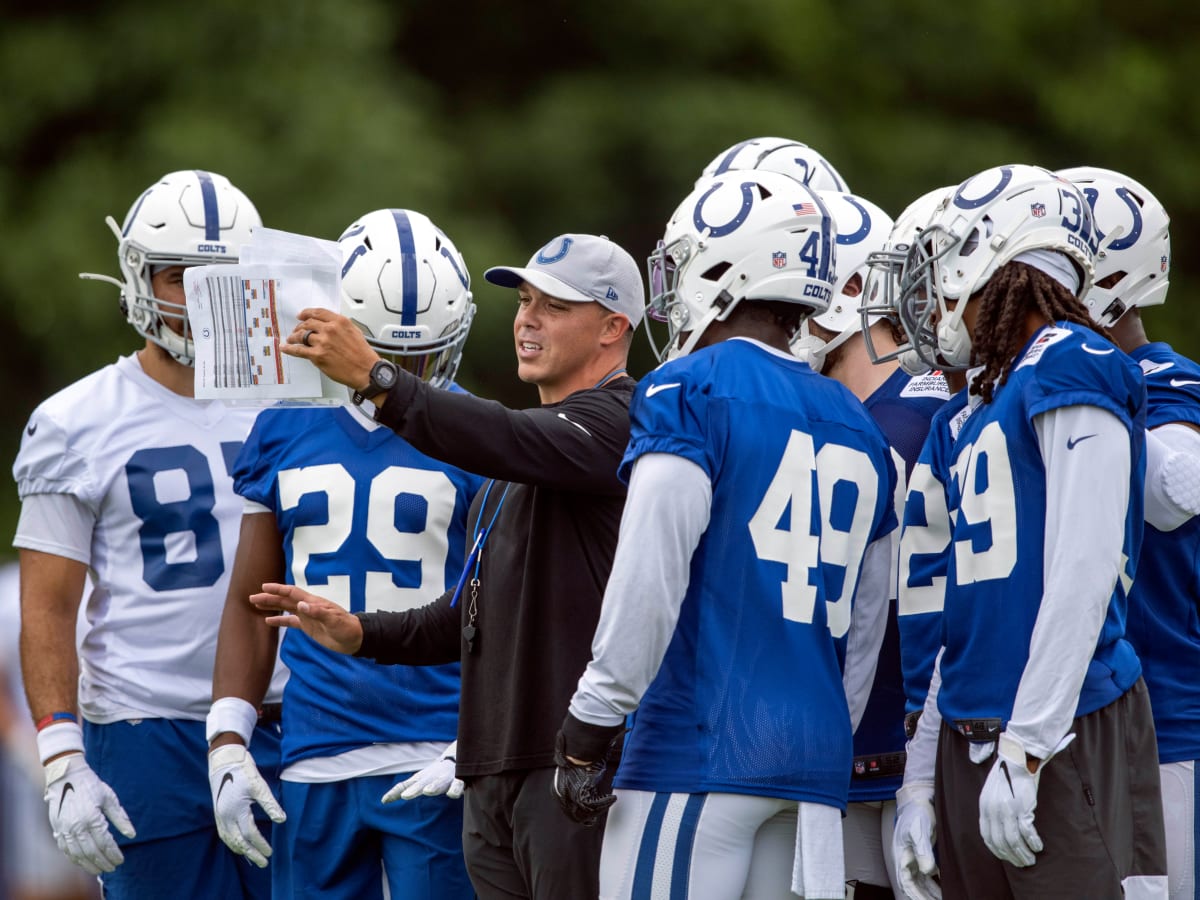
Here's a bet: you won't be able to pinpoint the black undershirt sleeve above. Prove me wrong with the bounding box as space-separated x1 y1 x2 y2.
353 587 461 666
375 372 631 494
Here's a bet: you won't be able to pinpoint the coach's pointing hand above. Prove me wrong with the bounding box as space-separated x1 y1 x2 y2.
281 307 381 391
250 583 364 655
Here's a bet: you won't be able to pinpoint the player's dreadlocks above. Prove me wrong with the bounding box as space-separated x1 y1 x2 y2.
969 261 1109 404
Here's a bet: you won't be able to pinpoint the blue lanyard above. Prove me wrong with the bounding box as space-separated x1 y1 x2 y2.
449 480 511 608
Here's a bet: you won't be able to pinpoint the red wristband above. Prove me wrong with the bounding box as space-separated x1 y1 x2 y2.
35 712 78 732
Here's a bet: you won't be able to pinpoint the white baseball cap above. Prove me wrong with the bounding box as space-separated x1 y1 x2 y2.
484 233 645 328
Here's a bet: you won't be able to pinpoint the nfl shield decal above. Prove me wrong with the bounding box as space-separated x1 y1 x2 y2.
1030 202 1047 218
772 251 787 269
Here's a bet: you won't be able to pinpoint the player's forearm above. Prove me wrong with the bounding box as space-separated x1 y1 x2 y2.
570 453 710 726
842 536 892 732
212 515 284 719
18 549 86 720
1008 406 1131 756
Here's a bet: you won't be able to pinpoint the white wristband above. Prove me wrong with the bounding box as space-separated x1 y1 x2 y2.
205 697 259 746
36 721 84 764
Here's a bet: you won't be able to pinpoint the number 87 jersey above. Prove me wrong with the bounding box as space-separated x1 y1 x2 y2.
13 354 266 722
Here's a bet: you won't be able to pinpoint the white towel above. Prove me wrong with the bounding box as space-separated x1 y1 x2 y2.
791 801 844 898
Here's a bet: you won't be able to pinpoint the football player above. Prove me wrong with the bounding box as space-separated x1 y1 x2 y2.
13 171 286 899
891 164 1166 899
794 191 950 898
206 209 482 899
1062 166 1197 900
857 187 966 736
556 173 898 899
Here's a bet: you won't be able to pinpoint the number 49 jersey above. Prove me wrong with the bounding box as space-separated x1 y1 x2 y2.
937 324 1146 726
613 339 897 807
234 403 486 766
13 354 267 722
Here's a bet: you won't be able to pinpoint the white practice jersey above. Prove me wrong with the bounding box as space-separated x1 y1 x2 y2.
13 354 287 722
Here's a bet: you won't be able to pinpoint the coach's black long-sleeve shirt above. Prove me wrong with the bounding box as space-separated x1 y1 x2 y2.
355 372 634 777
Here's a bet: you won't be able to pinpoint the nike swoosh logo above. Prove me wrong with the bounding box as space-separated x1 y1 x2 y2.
1170 378 1200 387
26 423 37 436
57 782 75 817
1081 343 1114 356
645 383 681 398
1067 434 1097 450
216 772 234 801
556 413 592 437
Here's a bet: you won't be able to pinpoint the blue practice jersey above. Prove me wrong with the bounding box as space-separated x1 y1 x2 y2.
612 339 897 808
937 324 1145 726
1126 343 1200 763
234 404 486 767
897 389 970 716
850 368 949 802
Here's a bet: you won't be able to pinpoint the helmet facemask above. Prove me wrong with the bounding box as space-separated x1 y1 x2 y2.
81 170 261 367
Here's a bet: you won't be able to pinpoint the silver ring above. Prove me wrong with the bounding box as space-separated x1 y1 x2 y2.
301 329 315 347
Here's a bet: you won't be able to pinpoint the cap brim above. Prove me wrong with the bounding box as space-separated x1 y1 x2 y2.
483 266 594 303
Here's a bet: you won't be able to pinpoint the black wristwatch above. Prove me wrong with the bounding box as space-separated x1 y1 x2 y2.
352 359 399 405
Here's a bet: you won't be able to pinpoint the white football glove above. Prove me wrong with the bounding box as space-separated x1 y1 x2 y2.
382 741 463 803
43 752 137 875
208 744 286 868
978 732 1075 867
893 782 941 900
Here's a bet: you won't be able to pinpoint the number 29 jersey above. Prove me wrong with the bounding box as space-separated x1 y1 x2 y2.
613 339 897 807
937 324 1145 726
234 404 486 767
13 354 274 722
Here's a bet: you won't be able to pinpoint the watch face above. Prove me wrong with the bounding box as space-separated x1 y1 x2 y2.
375 362 398 387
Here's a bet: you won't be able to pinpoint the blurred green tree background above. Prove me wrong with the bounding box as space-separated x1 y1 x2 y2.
2 0 1197 551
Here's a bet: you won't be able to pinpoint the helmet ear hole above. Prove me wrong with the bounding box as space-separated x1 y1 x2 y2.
701 262 732 282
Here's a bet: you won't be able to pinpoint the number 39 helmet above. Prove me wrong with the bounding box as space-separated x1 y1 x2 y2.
1057 166 1170 328
338 209 475 388
899 164 1097 370
81 169 261 366
646 170 837 363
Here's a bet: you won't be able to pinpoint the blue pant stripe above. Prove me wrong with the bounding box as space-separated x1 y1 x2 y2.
632 792 671 898
669 795 706 900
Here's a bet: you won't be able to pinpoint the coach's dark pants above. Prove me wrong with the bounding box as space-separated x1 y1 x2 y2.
463 767 606 900
935 678 1167 899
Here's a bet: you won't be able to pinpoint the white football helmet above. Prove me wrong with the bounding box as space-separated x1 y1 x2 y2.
1058 166 1170 327
81 170 261 366
338 208 475 388
859 185 953 374
899 164 1097 370
698 136 849 193
646 171 837 363
792 192 893 372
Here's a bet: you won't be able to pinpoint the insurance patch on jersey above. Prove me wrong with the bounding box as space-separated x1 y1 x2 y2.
899 371 951 400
